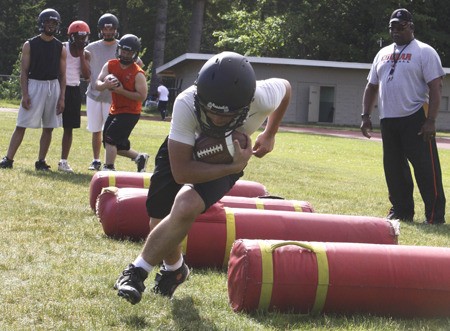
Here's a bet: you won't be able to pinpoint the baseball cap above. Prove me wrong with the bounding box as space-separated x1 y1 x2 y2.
390 9 413 23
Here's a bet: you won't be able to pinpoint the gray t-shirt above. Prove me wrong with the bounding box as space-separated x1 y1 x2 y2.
367 39 445 119
85 39 118 103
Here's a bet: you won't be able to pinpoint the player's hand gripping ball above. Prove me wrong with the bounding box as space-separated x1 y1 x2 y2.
194 131 248 164
105 74 121 90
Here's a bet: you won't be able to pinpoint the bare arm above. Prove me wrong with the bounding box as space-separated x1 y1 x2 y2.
360 82 379 138
419 77 443 141
57 46 67 114
168 138 253 184
253 79 291 158
20 41 31 110
80 49 91 80
95 62 115 91
113 72 148 101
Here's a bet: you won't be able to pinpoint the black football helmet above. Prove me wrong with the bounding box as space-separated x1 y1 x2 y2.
97 13 119 40
116 34 141 65
38 8 61 36
194 51 256 138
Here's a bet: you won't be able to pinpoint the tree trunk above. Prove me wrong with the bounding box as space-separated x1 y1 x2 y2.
187 0 206 53
77 0 90 22
149 0 168 98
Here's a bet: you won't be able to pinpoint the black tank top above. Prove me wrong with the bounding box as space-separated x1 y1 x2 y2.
28 35 62 80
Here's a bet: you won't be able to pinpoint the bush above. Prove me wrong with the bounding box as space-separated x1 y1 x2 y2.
0 55 21 100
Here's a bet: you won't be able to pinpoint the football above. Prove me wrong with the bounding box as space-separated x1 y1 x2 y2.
105 74 121 89
194 131 248 164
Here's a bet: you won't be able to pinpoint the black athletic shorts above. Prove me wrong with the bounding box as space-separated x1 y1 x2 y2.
103 113 140 151
63 86 81 128
146 136 243 219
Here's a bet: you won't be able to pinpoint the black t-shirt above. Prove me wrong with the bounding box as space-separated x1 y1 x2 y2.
28 35 62 80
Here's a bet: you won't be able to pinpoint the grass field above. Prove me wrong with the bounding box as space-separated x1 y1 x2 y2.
0 108 449 330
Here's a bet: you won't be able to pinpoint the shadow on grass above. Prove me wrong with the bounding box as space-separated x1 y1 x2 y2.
122 314 150 329
24 168 94 186
172 296 219 331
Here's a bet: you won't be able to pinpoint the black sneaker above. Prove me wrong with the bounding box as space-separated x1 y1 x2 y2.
0 156 13 169
153 262 190 298
35 160 51 171
114 264 148 305
88 160 102 171
102 164 116 171
135 153 149 173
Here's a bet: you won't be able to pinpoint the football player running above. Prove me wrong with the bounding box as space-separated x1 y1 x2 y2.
114 51 291 304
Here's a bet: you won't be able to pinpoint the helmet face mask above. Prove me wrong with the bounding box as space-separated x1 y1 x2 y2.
38 9 61 36
116 34 140 65
195 93 250 138
194 51 256 138
70 33 89 49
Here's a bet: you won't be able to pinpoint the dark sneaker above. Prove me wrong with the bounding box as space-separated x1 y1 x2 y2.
35 160 51 171
135 153 149 173
88 160 102 171
0 156 13 169
153 262 190 298
102 164 116 171
114 264 148 305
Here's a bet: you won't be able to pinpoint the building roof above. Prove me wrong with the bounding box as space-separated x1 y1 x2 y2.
156 52 450 74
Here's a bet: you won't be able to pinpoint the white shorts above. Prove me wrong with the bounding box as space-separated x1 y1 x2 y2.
17 79 62 128
86 96 111 132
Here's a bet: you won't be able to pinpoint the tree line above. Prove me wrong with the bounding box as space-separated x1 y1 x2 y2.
1 0 450 92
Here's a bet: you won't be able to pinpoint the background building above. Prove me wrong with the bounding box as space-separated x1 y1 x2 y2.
157 53 450 130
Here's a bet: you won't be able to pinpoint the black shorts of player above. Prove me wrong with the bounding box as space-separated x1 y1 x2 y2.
157 100 168 112
146 136 244 219
63 86 81 128
103 113 140 151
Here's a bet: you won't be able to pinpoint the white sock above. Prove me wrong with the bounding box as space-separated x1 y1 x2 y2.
133 255 153 273
163 255 183 271
59 159 67 163
93 159 101 162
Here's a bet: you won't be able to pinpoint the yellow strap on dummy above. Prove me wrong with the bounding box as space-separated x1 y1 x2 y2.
257 241 329 314
223 207 236 268
108 173 116 187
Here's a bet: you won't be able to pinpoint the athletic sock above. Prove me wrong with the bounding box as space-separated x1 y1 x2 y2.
163 255 183 271
133 255 153 273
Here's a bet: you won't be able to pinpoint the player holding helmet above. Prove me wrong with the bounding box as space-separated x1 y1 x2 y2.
85 13 143 171
58 20 91 173
114 51 291 304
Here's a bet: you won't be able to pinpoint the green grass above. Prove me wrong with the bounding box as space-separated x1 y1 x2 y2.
0 108 449 330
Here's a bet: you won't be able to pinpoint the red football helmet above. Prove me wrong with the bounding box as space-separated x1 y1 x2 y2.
68 20 90 48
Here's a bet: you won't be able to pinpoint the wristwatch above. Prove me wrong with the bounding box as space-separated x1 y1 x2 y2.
361 113 371 120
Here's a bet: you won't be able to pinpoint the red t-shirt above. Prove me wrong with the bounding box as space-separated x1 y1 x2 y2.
108 59 145 115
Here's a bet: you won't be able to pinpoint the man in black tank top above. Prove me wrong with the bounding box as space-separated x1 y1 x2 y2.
0 8 67 171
